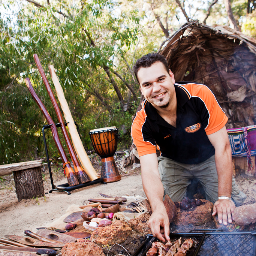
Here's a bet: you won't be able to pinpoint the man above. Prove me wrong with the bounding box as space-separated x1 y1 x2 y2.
131 53 246 242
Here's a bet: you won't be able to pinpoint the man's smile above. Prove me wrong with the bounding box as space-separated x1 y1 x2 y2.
152 91 167 99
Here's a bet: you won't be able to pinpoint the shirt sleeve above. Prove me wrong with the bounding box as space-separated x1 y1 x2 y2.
187 83 228 135
131 109 157 157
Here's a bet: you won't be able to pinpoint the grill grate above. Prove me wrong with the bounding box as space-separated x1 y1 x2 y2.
198 233 255 256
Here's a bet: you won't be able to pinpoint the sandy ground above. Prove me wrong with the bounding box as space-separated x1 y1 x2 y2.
0 172 145 237
0 159 256 238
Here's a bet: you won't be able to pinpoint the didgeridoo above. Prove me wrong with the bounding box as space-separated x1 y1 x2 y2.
49 65 98 181
25 78 79 186
33 54 89 184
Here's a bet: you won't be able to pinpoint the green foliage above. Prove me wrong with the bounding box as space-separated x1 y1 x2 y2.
1 0 251 165
0 0 148 164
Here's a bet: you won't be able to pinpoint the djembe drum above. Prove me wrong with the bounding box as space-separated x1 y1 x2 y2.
89 126 121 183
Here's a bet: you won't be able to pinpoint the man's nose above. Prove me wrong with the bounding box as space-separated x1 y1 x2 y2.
152 82 161 92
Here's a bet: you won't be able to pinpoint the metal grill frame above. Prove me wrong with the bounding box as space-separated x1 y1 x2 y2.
136 233 205 256
198 232 256 256
136 232 256 256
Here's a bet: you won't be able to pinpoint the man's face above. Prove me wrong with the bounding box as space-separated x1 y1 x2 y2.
137 61 176 110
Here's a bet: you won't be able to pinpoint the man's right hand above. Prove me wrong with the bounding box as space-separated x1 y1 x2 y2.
148 205 170 242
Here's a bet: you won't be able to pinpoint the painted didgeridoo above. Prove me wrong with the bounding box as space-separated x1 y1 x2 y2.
25 78 79 186
49 65 98 181
33 54 89 184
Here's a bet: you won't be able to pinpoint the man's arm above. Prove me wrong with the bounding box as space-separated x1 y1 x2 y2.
207 126 235 225
140 153 170 242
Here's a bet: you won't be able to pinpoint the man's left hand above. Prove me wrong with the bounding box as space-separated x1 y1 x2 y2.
212 199 235 225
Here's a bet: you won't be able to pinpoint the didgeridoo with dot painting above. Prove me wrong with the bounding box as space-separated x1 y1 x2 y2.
48 65 98 181
33 54 90 184
25 78 79 186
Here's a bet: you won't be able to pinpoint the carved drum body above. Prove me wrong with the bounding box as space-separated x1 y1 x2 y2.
89 127 121 183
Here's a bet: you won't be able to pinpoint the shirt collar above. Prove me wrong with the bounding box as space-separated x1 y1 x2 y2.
144 83 190 121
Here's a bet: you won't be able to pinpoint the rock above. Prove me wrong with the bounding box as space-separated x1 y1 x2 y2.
90 220 132 245
61 240 105 256
174 200 213 226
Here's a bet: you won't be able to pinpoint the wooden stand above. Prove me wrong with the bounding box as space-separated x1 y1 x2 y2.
232 156 256 176
0 160 44 201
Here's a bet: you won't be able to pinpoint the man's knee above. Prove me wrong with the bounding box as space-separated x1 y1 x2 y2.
230 177 247 206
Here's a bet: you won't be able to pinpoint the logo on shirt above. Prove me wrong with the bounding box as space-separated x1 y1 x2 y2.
185 123 201 133
164 134 171 139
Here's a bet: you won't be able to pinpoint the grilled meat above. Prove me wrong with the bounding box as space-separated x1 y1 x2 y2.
147 237 193 256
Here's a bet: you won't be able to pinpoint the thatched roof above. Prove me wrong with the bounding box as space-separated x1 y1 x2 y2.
159 21 256 128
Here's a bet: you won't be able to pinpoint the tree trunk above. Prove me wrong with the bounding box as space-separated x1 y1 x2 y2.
154 13 169 38
103 66 124 109
203 0 218 24
111 70 137 101
175 0 190 22
13 167 44 201
224 0 240 31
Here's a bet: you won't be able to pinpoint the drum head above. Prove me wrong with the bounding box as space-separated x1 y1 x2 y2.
89 126 117 133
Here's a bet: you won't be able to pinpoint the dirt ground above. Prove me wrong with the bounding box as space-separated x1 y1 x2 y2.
0 155 256 238
0 155 145 237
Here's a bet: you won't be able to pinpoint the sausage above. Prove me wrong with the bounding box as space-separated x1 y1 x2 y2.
233 203 256 225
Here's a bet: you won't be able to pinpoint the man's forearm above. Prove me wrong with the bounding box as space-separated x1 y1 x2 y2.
215 146 233 197
142 170 165 211
140 154 170 242
140 153 165 211
208 127 233 198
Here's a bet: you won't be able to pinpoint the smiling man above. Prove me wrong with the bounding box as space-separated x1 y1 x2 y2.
131 53 246 242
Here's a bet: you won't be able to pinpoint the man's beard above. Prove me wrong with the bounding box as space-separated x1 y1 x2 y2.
159 98 170 108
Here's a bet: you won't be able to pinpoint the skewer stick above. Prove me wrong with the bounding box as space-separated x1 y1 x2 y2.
48 65 98 181
0 239 27 248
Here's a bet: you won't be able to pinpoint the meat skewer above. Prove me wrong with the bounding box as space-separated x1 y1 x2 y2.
33 54 88 184
25 78 79 186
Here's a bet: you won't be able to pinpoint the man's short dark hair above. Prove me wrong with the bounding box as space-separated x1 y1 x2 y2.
133 53 169 83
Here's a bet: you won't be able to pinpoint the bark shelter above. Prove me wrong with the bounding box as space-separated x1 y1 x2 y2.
159 21 256 129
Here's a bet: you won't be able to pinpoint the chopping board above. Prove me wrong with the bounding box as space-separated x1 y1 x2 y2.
63 211 83 223
5 235 64 248
65 231 91 239
36 229 76 243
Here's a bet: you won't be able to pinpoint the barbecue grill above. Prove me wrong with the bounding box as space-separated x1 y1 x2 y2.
135 231 256 256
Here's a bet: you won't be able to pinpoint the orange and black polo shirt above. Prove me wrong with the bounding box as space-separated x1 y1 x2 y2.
131 83 228 164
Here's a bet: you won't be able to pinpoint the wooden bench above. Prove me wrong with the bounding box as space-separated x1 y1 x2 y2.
0 160 44 201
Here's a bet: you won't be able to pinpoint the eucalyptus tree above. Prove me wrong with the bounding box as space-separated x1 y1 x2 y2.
0 0 146 164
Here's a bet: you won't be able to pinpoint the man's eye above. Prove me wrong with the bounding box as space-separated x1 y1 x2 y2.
159 77 165 81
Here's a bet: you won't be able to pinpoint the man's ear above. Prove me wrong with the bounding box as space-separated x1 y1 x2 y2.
169 69 175 84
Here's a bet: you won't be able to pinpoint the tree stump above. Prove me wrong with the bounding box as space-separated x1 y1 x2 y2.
13 165 44 201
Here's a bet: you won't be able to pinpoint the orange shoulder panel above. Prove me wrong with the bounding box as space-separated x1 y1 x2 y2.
183 83 228 135
131 108 156 157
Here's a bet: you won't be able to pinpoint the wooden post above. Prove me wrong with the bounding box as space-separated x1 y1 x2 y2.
233 156 256 177
0 160 44 201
